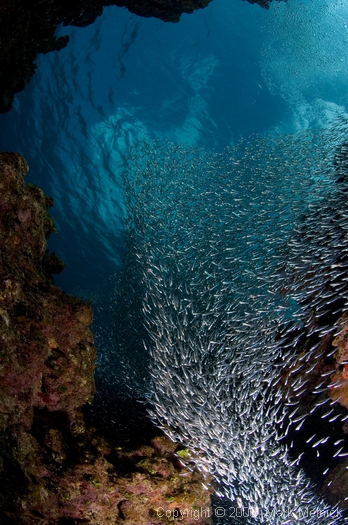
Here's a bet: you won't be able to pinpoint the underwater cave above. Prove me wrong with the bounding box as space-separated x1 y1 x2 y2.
1 0 348 523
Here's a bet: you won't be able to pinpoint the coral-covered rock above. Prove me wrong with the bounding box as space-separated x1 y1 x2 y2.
279 310 348 512
329 314 348 410
322 458 348 512
0 152 95 431
2 421 213 524
0 152 212 524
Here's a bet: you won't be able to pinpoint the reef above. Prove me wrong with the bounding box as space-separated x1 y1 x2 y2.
0 152 212 524
0 0 279 114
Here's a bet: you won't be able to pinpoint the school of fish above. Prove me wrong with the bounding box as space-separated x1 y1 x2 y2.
120 117 348 524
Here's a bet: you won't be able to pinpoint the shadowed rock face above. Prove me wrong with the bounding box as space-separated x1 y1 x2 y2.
109 0 213 22
0 152 213 524
0 152 96 432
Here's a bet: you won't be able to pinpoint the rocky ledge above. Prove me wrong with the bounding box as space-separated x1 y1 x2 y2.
0 152 212 524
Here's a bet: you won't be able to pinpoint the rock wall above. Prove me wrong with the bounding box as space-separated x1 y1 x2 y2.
0 152 212 524
0 152 95 432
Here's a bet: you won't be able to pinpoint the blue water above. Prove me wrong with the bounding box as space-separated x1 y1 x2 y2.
1 0 347 294
0 0 347 394
1 0 348 519
0 0 346 383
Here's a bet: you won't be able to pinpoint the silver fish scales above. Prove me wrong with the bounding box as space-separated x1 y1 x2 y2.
120 120 348 524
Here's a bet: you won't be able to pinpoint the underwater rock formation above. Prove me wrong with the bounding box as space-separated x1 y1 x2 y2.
121 121 348 524
0 152 95 431
0 152 212 524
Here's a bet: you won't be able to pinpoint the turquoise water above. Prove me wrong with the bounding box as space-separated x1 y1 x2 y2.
1 0 348 521
2 0 348 296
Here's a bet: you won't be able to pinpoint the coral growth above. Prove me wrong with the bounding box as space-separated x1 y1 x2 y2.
0 152 95 431
0 152 212 524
